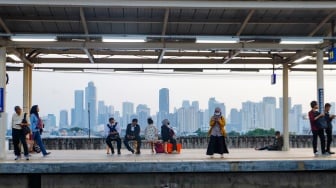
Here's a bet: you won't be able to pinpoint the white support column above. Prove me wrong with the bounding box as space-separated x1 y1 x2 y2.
23 63 32 114
0 47 6 159
282 63 289 151
316 49 324 112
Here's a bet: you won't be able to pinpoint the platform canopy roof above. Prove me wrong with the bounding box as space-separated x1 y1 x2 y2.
0 0 336 72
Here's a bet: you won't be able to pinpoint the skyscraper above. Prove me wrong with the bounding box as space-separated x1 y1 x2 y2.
158 88 169 126
136 104 150 128
159 88 169 114
85 82 97 130
59 110 69 129
74 90 84 128
262 97 276 130
122 102 134 128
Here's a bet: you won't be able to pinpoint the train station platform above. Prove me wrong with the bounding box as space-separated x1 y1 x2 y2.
1 148 336 188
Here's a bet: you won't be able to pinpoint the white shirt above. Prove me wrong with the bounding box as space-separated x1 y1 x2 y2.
12 112 23 130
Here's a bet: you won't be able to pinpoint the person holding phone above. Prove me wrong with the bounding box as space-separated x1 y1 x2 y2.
206 107 229 158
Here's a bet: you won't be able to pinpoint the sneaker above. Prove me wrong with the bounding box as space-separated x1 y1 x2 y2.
322 152 330 155
14 155 21 160
209 155 214 159
24 155 29 161
135 151 141 155
220 154 224 158
43 152 51 157
118 151 121 155
327 151 335 155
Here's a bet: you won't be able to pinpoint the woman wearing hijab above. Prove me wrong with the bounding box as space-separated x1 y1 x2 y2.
161 119 177 153
30 105 51 157
206 107 229 158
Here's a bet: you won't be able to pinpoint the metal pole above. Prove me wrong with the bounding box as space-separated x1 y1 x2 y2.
316 49 324 112
0 47 7 159
88 102 91 138
282 63 289 151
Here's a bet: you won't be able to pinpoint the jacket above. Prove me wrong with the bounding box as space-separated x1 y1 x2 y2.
208 116 226 136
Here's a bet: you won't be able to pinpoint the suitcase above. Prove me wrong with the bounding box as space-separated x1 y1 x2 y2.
154 142 165 153
167 143 182 154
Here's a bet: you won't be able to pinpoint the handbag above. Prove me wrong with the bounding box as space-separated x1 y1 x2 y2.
21 113 31 135
316 116 328 129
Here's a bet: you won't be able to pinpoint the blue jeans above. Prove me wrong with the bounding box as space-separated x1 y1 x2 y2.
33 131 48 155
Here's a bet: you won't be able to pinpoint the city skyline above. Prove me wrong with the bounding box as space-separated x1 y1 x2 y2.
6 70 336 129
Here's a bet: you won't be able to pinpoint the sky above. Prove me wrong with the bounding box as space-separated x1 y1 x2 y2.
5 69 336 126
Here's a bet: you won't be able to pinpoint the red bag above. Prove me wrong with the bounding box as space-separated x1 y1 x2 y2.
155 142 165 153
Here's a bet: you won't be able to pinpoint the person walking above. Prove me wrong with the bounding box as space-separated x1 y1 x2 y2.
11 106 29 160
105 117 122 155
124 118 141 154
308 101 326 155
206 107 229 158
144 118 158 153
324 103 336 154
30 105 51 157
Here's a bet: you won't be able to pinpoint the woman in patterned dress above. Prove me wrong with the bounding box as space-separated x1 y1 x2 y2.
144 118 158 153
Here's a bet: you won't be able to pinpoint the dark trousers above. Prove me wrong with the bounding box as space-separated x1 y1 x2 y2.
325 127 333 152
106 135 121 153
257 145 278 151
12 128 29 156
124 136 141 153
164 138 177 151
312 129 326 153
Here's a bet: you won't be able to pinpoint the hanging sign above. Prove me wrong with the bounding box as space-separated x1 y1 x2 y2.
328 47 336 63
0 88 3 112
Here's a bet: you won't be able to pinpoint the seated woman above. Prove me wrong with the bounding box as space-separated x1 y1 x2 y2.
255 131 283 151
144 118 158 153
161 119 177 153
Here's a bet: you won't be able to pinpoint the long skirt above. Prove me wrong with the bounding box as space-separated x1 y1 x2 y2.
206 135 229 155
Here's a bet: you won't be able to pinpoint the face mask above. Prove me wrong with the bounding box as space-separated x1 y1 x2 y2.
214 112 221 116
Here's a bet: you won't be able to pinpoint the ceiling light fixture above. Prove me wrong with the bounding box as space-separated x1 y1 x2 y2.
102 35 146 43
196 36 239 44
280 38 323 44
11 35 57 42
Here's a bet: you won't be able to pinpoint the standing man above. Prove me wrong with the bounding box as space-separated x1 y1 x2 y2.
11 106 29 160
124 118 141 154
105 118 121 155
308 101 326 155
324 103 336 154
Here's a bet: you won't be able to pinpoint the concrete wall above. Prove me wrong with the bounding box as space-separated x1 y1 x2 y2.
8 135 334 150
1 172 336 188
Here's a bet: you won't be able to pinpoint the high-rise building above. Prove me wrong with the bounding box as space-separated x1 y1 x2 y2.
208 97 226 120
136 104 150 128
262 97 276 130
159 88 169 114
59 110 69 129
85 82 97 130
230 108 242 132
98 101 111 125
122 102 134 128
70 108 75 127
74 90 84 128
242 101 263 131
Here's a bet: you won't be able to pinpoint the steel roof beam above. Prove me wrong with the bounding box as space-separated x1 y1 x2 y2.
2 1 336 9
236 10 254 36
0 41 323 51
309 10 336 36
79 7 95 63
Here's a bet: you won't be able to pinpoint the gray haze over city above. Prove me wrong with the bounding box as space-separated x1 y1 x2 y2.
5 70 336 134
